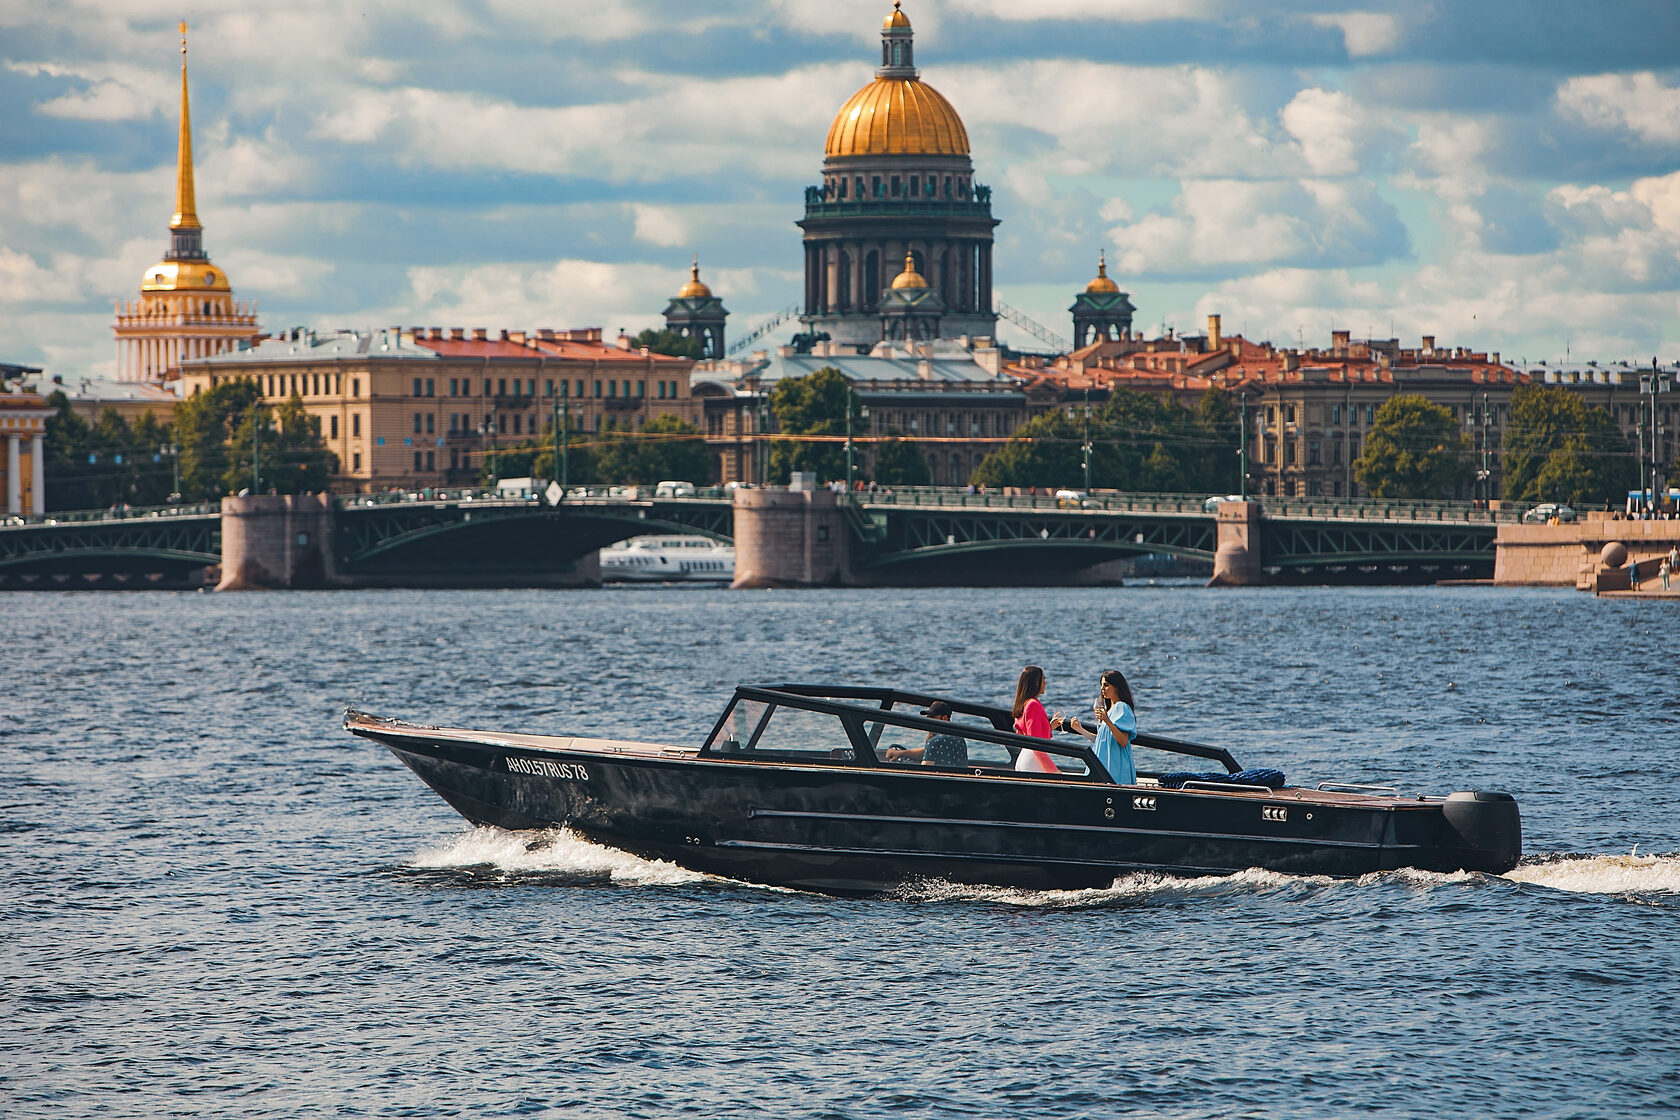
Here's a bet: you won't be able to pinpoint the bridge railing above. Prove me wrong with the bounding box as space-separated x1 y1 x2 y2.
1 501 220 528
1261 497 1522 524
332 485 735 510
849 487 1212 516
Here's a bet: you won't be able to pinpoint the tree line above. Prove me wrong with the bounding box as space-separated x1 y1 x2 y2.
1353 386 1636 507
41 381 335 511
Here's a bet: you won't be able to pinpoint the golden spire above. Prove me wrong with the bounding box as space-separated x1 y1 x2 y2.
171 21 200 231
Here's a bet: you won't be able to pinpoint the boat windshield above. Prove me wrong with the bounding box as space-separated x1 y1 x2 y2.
704 698 861 762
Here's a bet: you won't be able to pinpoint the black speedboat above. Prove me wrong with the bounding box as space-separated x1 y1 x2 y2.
348 684 1521 893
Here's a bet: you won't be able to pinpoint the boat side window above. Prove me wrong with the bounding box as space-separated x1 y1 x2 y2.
704 699 865 763
747 705 866 762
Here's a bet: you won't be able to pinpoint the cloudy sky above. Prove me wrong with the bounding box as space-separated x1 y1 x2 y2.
3 0 1678 375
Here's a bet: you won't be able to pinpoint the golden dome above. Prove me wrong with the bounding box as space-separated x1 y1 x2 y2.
825 77 969 157
884 0 911 29
890 251 929 290
1086 252 1120 294
141 260 231 293
677 256 712 299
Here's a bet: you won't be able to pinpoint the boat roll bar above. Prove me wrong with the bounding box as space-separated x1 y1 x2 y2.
747 683 1242 774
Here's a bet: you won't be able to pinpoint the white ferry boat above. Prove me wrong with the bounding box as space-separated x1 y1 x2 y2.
600 535 734 583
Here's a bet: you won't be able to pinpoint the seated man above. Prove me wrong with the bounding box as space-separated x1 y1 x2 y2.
883 702 968 767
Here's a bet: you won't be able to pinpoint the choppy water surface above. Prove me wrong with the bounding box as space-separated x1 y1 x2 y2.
5 586 1678 1118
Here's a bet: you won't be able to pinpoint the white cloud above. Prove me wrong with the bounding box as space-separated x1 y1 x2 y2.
1280 88 1365 176
1307 11 1402 58
1106 178 1405 276
629 205 690 249
6 59 176 121
1557 72 1680 146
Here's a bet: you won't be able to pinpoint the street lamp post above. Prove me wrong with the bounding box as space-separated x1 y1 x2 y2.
250 400 261 494
480 407 499 485
1239 390 1249 501
757 392 769 487
551 396 569 495
845 386 855 493
160 442 180 502
1081 386 1092 495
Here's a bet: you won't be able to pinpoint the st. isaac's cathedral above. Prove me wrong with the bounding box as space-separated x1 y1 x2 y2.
660 2 1137 360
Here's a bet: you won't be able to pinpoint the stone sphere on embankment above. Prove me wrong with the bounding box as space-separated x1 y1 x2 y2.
1601 541 1628 568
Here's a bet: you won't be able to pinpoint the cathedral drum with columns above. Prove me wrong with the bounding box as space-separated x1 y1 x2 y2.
799 2 998 348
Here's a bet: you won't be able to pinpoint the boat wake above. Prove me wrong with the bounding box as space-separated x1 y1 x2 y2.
400 829 1680 903
1503 852 1680 896
404 826 714 889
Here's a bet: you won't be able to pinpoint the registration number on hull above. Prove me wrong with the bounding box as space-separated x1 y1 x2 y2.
505 756 590 781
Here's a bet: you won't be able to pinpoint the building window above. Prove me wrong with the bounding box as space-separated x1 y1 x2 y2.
426 378 435 397
658 382 666 400
353 452 361 471
425 414 434 435
1308 480 1321 496
1351 438 1361 460
1364 405 1374 425
426 451 435 471
353 414 361 437
546 380 554 397
1286 405 1296 424
1285 441 1297 465
594 381 602 398
607 381 616 399
1308 440 1320 466
1333 481 1342 497
1264 439 1276 464
449 378 458 396
1331 404 1341 424
330 416 339 439
414 451 423 471
560 380 569 398
1332 440 1342 465
637 380 645 398
483 379 491 396
577 380 585 398
1266 406 1276 424
413 378 422 397
412 413 422 434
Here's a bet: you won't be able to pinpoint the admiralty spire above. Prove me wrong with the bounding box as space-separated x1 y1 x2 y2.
114 21 259 384
797 1 999 347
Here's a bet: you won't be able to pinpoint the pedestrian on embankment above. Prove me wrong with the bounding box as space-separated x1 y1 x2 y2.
1629 555 1641 591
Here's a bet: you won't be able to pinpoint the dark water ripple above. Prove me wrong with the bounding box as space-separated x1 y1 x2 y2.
3 585 1678 1118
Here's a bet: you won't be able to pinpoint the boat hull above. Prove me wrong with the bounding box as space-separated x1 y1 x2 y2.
368 726 1520 894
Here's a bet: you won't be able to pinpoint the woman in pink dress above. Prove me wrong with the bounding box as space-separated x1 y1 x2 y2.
1010 665 1062 773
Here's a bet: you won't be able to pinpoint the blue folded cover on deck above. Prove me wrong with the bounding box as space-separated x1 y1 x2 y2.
1157 768 1286 790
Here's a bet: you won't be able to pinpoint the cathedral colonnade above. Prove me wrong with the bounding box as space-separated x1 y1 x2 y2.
0 400 49 515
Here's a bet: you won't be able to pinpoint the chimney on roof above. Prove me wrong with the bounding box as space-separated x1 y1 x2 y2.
1491 352 1500 366
1207 314 1221 352
1283 351 1300 372
472 328 487 341
1332 329 1350 351
508 330 526 344
537 329 555 341
617 331 633 350
500 330 509 341
449 327 465 340
426 326 441 339
1421 335 1435 354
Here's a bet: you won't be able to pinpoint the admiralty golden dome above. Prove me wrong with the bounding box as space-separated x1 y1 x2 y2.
798 1 998 348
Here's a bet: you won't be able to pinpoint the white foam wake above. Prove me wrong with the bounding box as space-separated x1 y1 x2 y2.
891 866 1337 909
1504 853 1680 895
408 826 712 887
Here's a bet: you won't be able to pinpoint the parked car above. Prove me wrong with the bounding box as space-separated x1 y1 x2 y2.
724 481 757 491
655 480 697 498
1203 494 1245 512
1522 503 1577 523
1055 489 1094 509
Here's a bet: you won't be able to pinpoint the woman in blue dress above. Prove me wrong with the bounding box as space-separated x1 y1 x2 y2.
1060 669 1138 785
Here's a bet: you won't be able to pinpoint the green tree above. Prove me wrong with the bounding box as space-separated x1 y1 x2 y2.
596 413 712 483
768 366 855 483
223 393 338 494
1502 384 1635 507
175 379 261 500
1353 394 1472 499
40 393 178 510
870 434 931 486
971 411 1085 489
629 328 703 360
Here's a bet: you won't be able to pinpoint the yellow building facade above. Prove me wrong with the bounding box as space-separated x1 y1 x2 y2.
0 388 50 516
113 23 259 385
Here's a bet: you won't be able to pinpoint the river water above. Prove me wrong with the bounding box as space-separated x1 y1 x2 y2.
5 586 1677 1118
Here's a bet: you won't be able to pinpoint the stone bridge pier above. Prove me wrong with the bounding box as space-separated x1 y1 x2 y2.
731 488 848 588
218 495 339 590
1208 500 1263 587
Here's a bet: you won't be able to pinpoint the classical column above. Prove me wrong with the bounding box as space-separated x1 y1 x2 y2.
30 434 44 515
6 435 20 515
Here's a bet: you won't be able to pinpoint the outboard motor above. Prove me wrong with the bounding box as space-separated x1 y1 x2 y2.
1442 790 1522 873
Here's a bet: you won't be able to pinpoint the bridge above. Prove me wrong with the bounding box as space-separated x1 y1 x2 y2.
0 486 1515 589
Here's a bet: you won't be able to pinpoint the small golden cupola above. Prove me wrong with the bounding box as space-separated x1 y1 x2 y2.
677 255 713 299
114 21 260 384
1086 251 1121 294
890 250 929 290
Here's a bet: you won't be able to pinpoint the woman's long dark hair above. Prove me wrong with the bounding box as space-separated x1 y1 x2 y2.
1012 665 1044 719
1100 669 1136 713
